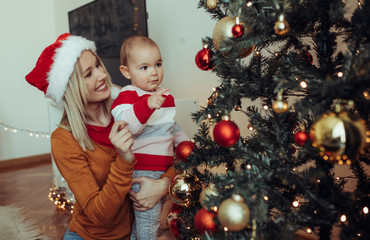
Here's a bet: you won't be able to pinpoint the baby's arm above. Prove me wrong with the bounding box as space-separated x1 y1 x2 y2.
112 90 155 134
147 88 169 110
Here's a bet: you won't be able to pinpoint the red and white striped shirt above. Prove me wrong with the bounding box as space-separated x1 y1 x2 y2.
111 85 189 171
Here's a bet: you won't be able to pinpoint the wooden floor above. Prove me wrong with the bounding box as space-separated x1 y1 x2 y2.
0 161 321 240
0 162 71 240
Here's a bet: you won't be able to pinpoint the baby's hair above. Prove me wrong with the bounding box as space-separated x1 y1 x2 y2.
120 36 158 66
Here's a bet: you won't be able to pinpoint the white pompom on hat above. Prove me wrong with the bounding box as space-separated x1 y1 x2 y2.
25 33 96 105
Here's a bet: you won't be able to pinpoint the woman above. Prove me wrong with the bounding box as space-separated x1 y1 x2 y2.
25 33 176 240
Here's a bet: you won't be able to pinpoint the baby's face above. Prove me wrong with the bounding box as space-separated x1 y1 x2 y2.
125 45 163 92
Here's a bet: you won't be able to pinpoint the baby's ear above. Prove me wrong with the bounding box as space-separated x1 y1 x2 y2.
119 65 131 79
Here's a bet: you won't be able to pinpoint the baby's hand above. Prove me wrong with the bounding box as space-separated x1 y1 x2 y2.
148 88 169 110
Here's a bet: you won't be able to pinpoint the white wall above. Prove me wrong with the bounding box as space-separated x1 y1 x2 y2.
146 0 217 100
0 0 56 161
0 0 220 161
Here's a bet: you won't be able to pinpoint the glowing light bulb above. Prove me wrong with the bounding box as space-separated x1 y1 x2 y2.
337 72 343 77
363 206 369 214
300 81 307 88
340 215 347 222
293 201 299 207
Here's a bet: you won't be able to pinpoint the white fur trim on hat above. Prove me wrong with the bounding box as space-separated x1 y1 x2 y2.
46 35 96 105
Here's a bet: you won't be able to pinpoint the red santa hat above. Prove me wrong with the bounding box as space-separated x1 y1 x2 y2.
25 33 96 105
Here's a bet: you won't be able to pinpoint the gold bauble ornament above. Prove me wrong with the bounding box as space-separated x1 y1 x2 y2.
213 16 236 50
169 173 202 207
238 45 256 58
199 184 219 210
310 110 368 164
274 14 290 35
272 92 288 113
207 0 217 10
272 100 289 113
213 16 254 58
217 194 250 231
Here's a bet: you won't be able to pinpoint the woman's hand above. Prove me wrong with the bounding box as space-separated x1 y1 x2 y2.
109 121 135 163
129 176 171 211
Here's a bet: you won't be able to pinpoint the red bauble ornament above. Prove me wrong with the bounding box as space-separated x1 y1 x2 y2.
169 217 181 238
232 24 244 38
176 141 195 162
291 145 297 153
298 51 313 64
168 204 182 239
213 118 240 147
195 47 214 71
194 208 217 235
303 52 313 64
170 203 182 214
294 130 308 146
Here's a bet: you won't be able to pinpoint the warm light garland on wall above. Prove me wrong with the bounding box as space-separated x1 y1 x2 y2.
48 187 75 213
0 119 50 138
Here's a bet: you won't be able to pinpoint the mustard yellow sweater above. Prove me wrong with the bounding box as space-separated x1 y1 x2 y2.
51 127 176 240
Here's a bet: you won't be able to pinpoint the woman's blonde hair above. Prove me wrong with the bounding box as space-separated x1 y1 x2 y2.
59 50 113 151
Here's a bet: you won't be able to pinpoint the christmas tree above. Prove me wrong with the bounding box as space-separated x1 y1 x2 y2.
168 0 370 239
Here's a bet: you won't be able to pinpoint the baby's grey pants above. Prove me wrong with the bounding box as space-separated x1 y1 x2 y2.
130 170 165 240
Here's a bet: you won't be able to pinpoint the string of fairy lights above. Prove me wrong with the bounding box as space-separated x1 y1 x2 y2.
48 187 75 212
0 119 50 138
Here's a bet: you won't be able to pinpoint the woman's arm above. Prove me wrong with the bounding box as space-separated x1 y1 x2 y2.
51 125 136 226
129 163 179 211
129 176 171 211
